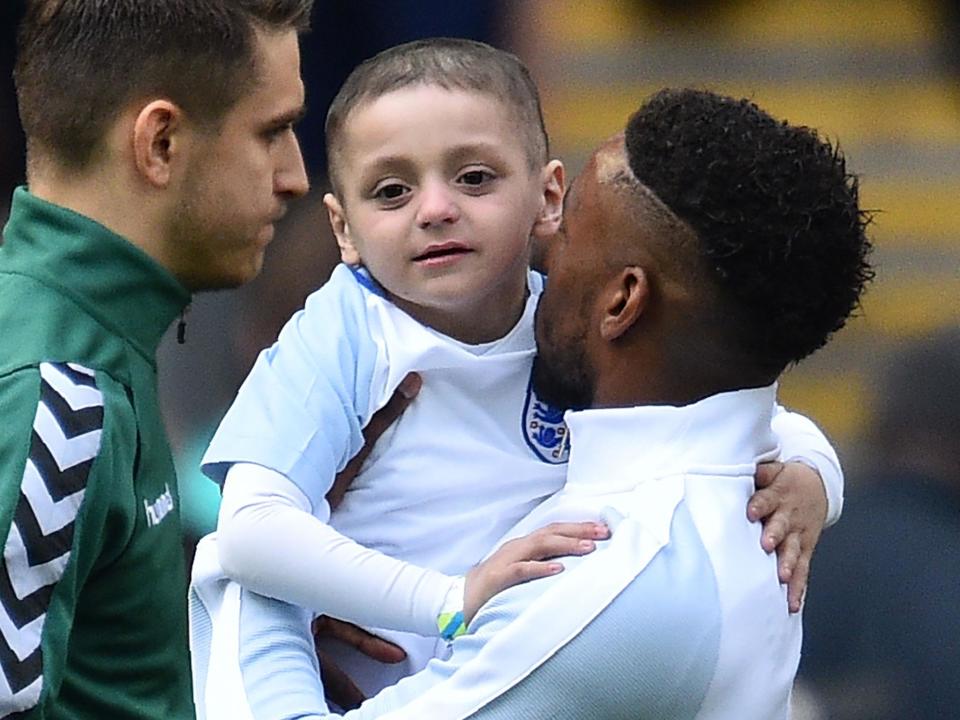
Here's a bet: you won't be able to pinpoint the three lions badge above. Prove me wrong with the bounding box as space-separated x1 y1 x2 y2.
522 379 570 464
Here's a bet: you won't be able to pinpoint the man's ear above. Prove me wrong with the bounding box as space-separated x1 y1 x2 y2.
323 193 361 265
600 266 649 341
132 100 183 188
531 159 565 239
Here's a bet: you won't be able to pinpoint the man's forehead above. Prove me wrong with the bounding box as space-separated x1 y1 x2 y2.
564 135 629 219
592 134 629 184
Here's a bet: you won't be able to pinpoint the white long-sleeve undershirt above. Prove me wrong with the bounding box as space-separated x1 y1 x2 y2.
216 462 457 637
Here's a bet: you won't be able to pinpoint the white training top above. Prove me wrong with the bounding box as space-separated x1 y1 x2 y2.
192 263 843 703
192 385 804 719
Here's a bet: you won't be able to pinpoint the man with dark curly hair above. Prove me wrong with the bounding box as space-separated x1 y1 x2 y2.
277 87 872 719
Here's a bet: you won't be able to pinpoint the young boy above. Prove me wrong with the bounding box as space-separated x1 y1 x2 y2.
190 38 843 714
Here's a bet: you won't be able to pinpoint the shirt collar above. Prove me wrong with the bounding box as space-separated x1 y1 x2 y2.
563 383 780 492
1 186 191 363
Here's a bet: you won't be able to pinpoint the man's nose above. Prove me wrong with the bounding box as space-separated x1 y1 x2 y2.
276 134 309 199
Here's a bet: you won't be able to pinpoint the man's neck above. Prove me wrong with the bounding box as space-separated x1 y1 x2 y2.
28 169 165 269
592 337 776 409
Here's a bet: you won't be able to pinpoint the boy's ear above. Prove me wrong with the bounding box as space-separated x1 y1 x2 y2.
323 193 362 265
132 100 183 188
531 160 565 239
599 266 649 341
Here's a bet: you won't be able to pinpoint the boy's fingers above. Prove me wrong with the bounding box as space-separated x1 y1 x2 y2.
761 514 789 553
754 461 784 489
537 521 609 540
524 534 597 560
787 555 811 613
506 523 608 562
500 560 564 586
777 533 801 583
747 488 777 522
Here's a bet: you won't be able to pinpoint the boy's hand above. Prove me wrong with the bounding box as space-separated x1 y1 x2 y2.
326 373 422 510
312 615 407 710
748 461 828 613
463 521 610 624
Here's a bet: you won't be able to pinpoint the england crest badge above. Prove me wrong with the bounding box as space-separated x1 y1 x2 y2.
522 378 570 464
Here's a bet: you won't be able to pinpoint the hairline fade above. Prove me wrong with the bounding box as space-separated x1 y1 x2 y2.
624 87 874 373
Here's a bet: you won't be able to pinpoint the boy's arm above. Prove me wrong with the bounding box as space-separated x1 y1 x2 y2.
217 465 600 635
202 269 457 634
770 405 843 525
217 463 457 635
753 405 842 611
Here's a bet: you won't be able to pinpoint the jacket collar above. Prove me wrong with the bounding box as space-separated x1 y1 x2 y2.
1 187 191 364
562 384 781 493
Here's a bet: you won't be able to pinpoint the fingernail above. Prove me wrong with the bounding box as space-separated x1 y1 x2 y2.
579 540 595 551
549 563 563 574
397 374 421 399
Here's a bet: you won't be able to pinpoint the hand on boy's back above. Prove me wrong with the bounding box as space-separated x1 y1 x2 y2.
748 461 828 613
318 374 420 709
326 372 422 510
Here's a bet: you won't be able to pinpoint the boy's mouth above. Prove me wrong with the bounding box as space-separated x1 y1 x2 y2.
413 242 473 263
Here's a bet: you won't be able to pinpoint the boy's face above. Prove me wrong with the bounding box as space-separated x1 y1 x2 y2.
325 85 562 343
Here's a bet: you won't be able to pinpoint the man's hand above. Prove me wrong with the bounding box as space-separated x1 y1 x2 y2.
326 373 422 510
463 521 610 624
312 615 407 711
748 461 828 613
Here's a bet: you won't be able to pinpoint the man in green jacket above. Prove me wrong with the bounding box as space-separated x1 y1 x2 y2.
0 1 311 717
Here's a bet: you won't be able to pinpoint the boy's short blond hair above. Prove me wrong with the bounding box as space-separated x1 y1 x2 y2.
325 37 549 193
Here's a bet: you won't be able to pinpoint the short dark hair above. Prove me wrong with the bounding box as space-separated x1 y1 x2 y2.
15 0 313 170
325 37 549 192
625 88 874 372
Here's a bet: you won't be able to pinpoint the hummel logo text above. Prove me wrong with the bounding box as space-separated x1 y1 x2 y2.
144 484 175 528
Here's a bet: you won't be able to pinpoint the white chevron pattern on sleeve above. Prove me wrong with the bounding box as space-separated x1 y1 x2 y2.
0 363 103 716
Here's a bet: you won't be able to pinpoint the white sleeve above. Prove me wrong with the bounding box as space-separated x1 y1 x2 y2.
216 463 459 636
201 265 382 510
771 405 844 526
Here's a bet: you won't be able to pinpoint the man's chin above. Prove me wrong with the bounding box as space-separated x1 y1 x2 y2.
531 357 591 412
187 263 263 293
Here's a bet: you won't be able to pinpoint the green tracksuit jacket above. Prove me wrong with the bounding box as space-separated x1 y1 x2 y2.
0 188 194 718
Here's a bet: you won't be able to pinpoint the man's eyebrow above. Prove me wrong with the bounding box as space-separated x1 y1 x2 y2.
271 104 307 127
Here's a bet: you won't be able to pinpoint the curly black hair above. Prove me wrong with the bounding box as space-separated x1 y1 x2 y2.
625 88 874 371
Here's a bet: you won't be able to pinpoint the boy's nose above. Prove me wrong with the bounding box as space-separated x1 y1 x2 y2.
415 182 460 228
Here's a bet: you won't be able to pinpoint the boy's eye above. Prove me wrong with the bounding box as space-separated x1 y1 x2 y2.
458 169 494 186
373 183 409 202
